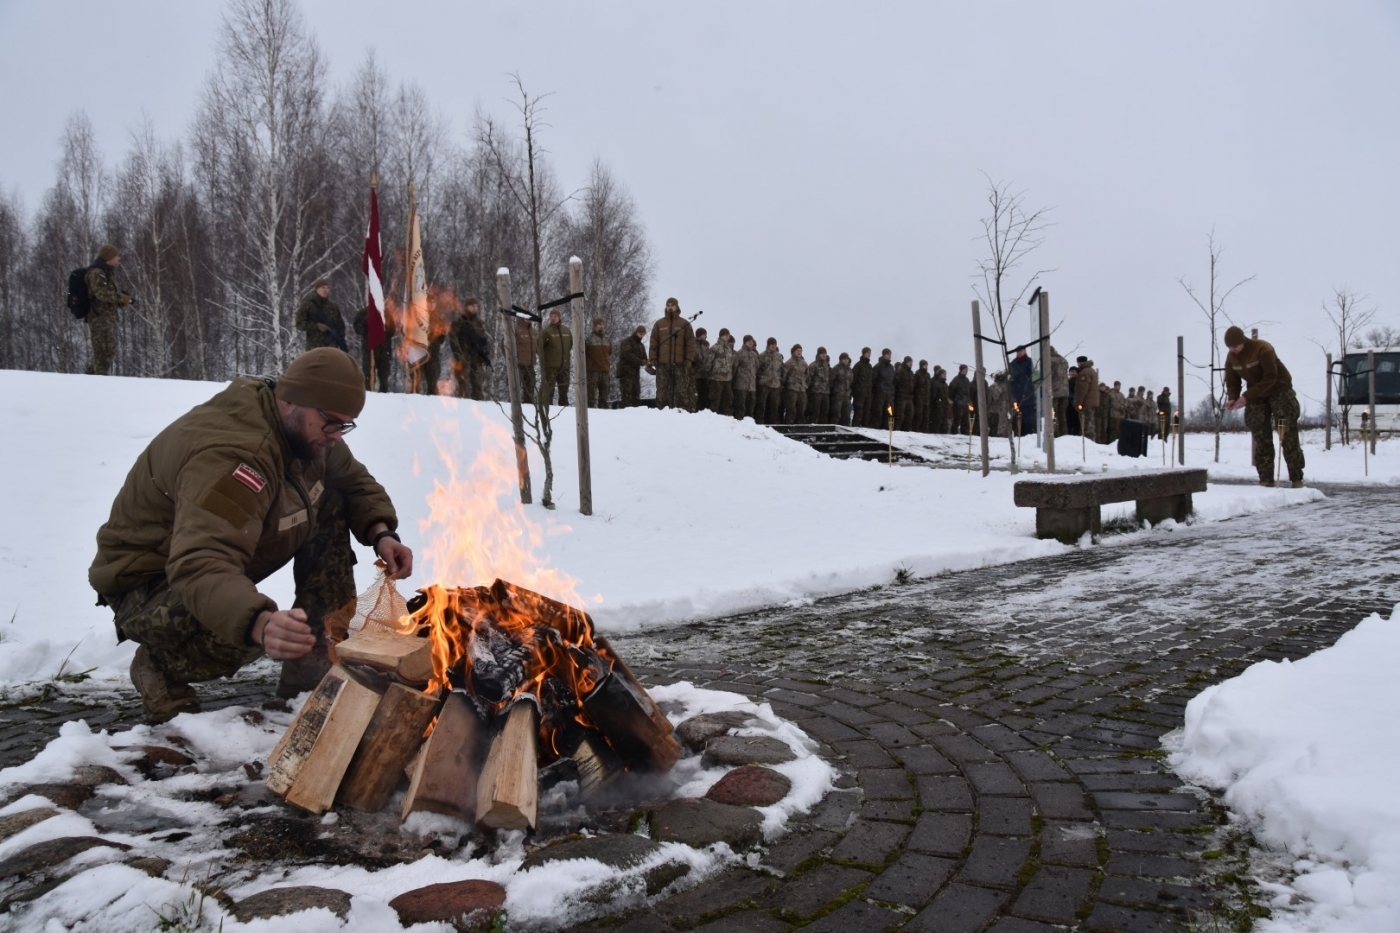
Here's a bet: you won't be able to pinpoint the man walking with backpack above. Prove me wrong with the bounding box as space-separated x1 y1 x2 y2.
83 244 133 376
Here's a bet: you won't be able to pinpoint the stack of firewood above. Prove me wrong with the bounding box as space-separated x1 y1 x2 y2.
263 579 682 831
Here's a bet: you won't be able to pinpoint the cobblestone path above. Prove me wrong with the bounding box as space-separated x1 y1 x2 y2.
584 483 1399 932
2 484 1394 932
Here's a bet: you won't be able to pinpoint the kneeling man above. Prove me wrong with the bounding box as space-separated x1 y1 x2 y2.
89 348 413 720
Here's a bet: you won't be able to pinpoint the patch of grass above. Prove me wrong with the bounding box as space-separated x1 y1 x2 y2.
149 866 226 933
893 564 915 586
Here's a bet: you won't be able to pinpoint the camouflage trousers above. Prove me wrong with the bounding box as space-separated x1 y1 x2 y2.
587 371 610 409
456 359 491 400
539 366 570 407
784 389 807 424
831 392 851 426
114 488 357 686
1246 389 1305 483
895 397 912 431
852 393 871 429
733 389 755 420
86 307 118 376
913 399 929 433
362 344 391 393
756 386 781 424
1081 407 1097 442
808 393 829 424
695 378 709 413
709 380 733 417
655 364 692 410
619 374 641 407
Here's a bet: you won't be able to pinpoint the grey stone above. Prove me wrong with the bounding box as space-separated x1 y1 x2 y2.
675 711 753 750
979 796 1034 835
958 835 1031 887
1039 821 1101 868
4 783 94 810
829 819 909 865
863 851 956 906
917 775 973 810
908 811 972 857
702 734 796 767
1093 792 1202 812
522 833 662 872
966 763 1026 796
1082 902 1181 932
1030 782 1093 820
859 768 914 800
389 879 506 931
761 826 838 873
800 898 906 932
1011 865 1096 924
764 863 871 918
123 856 172 878
906 883 1008 933
689 909 789 933
655 868 776 923
231 886 353 922
649 798 763 851
71 765 127 787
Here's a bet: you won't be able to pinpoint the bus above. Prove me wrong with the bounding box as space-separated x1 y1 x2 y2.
1340 347 1400 434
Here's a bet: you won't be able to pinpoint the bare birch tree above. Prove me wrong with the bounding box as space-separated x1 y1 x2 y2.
193 0 339 372
1179 232 1255 462
1322 287 1377 443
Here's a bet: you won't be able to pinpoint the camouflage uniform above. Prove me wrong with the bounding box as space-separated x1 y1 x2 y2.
782 354 809 424
616 333 648 407
1105 387 1126 443
515 319 538 402
353 308 392 393
450 311 492 400
708 338 735 415
1050 347 1069 436
988 374 1010 438
756 346 785 424
295 294 347 352
539 321 573 407
692 336 711 413
931 371 949 433
1226 335 1305 484
733 344 760 420
585 330 613 409
851 357 874 429
806 355 831 423
85 264 131 376
829 360 853 426
912 365 931 432
649 311 696 411
893 363 915 430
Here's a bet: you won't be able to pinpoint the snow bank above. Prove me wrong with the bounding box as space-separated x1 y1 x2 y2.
1170 606 1400 932
0 369 1321 687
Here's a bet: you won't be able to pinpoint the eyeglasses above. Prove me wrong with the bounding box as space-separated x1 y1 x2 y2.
316 409 357 436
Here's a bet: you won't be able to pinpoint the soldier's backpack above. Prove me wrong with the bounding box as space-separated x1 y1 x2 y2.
66 266 92 319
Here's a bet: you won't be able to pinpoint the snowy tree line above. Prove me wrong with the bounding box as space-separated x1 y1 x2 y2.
0 0 653 387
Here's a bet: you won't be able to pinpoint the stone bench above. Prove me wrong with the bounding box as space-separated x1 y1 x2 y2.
1013 469 1208 543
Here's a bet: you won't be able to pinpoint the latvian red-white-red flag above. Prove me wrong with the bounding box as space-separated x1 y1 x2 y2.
361 182 386 350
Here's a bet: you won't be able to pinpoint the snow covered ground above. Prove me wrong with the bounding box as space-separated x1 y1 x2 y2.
0 369 1332 689
1170 606 1400 933
858 422 1400 485
0 681 835 932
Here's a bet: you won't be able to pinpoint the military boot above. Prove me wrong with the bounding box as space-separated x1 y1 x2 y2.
130 645 201 723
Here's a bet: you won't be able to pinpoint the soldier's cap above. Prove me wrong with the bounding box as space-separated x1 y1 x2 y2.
1224 325 1246 347
97 244 119 262
635 325 646 335
276 348 367 418
593 317 604 325
1076 355 1088 363
313 278 330 289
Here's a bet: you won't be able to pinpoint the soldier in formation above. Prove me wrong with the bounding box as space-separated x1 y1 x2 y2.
295 279 347 353
449 296 491 400
617 325 648 407
585 317 612 409
84 244 133 376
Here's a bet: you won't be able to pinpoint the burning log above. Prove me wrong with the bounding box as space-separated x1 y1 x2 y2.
475 701 541 830
337 683 443 812
333 627 434 686
587 636 683 773
401 692 487 821
561 727 624 799
265 664 384 815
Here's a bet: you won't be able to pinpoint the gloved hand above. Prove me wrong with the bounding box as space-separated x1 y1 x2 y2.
316 322 329 333
645 365 657 376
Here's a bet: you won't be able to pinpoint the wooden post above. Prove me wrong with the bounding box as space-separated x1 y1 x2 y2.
1038 292 1055 473
496 269 532 504
971 301 991 477
570 257 592 516
1325 352 1333 451
476 701 540 831
1368 349 1377 455
1177 335 1186 465
338 684 443 812
368 173 378 393
401 692 488 821
265 664 385 815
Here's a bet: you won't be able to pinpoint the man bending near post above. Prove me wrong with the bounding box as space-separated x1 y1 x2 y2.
89 348 414 721
1223 325 1305 488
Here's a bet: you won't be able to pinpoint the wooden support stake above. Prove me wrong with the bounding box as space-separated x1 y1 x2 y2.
1325 352 1333 451
971 301 991 476
1177 335 1186 465
1038 292 1055 473
337 684 443 812
570 257 593 516
333 628 433 686
497 268 533 504
265 664 385 815
1368 349 1377 456
401 692 487 821
475 701 540 831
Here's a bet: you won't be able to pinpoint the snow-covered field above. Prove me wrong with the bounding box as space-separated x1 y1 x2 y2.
1170 606 1400 933
0 369 1335 689
859 422 1400 485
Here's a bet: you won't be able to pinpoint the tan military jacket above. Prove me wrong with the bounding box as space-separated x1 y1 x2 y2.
648 313 695 366
1225 338 1292 403
89 378 397 648
1075 364 1100 408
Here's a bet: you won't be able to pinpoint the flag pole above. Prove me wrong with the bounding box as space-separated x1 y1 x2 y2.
368 174 377 392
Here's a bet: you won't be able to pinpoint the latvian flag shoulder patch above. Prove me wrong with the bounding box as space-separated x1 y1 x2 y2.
232 462 267 493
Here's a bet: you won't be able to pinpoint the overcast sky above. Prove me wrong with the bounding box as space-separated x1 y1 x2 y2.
2 0 1397 410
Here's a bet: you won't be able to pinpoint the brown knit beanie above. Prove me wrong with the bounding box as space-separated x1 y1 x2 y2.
1224 325 1246 347
275 348 366 417
97 244 119 262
